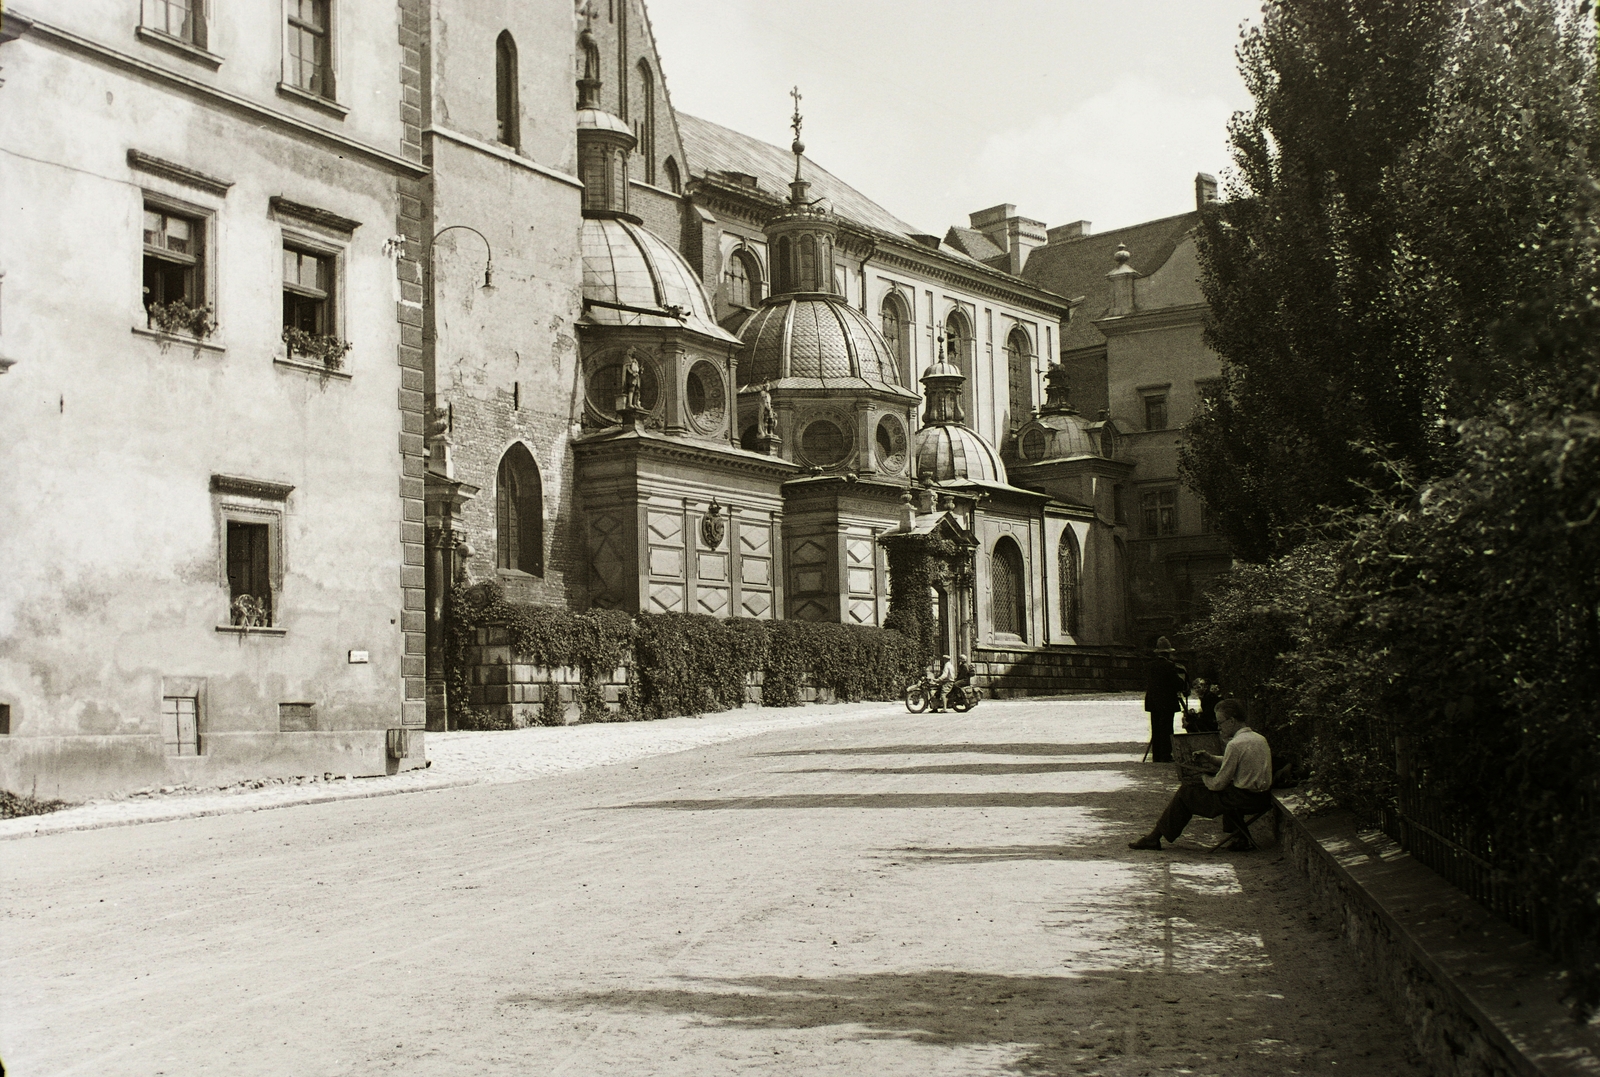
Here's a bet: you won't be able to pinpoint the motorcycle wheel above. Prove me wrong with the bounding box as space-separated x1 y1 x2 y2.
952 688 973 712
904 685 929 713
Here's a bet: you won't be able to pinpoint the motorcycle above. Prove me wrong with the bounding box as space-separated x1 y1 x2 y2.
904 678 980 713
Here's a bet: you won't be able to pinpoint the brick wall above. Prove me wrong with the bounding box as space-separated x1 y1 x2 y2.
448 393 587 611
395 0 428 727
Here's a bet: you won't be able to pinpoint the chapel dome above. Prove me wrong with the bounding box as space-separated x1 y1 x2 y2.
1014 410 1096 463
581 217 736 342
736 293 910 394
913 423 1008 485
576 107 633 136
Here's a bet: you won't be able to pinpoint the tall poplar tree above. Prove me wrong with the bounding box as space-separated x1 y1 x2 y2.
1182 0 1598 561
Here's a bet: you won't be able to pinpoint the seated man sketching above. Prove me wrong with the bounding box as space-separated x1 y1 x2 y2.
1128 699 1272 851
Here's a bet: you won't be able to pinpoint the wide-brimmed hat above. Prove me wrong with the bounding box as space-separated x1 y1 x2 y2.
1153 636 1176 654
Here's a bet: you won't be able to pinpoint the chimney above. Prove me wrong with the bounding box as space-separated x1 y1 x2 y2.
1107 245 1137 317
1195 172 1218 210
969 203 1048 274
1047 220 1091 245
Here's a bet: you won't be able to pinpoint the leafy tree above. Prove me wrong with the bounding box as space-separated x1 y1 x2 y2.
1184 0 1598 560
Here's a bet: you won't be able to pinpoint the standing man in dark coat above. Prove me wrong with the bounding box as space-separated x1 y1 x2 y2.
1142 636 1187 763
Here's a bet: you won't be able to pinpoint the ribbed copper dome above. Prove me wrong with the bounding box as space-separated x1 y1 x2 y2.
914 424 1008 484
736 294 907 392
1015 411 1096 462
581 217 737 342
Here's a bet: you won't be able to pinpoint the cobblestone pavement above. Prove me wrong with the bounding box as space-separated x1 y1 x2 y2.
0 697 1427 1076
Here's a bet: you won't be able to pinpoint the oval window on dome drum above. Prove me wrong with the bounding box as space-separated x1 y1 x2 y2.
801 418 850 467
685 360 726 433
1021 427 1047 461
586 352 659 423
875 415 907 474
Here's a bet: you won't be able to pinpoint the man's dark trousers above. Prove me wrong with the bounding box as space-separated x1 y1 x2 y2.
1155 782 1273 842
1149 711 1175 764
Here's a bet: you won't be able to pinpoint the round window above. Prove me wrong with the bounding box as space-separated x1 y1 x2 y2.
1021 427 1047 461
586 354 659 422
875 415 907 474
685 360 726 433
801 419 850 467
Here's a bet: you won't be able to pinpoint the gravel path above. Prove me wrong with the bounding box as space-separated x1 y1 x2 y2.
0 701 906 840
0 696 1426 1076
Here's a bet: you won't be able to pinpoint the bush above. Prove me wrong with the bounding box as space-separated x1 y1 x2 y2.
1188 384 1600 1017
446 584 920 726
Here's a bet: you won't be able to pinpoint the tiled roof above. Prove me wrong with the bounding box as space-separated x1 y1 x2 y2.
944 226 1005 262
581 217 737 343
1021 211 1200 351
678 113 925 239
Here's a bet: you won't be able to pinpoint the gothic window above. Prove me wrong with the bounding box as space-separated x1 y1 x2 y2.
726 249 762 308
945 308 974 420
664 156 681 194
496 444 544 576
880 292 910 385
635 60 656 184
991 537 1026 640
1005 326 1034 431
1058 528 1081 637
495 32 520 148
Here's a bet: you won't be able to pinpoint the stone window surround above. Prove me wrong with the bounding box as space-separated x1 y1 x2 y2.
135 186 223 350
211 474 292 635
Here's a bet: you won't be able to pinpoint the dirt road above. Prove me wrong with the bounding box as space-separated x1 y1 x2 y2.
0 697 1425 1076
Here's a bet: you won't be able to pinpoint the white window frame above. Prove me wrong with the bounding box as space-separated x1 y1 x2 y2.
278 0 345 114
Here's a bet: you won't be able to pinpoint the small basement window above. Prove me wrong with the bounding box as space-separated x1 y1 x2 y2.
161 696 200 756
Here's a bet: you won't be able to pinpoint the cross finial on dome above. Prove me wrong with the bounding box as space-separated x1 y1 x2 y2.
785 86 813 206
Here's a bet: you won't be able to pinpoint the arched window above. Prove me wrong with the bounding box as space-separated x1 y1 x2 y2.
664 156 681 194
635 60 656 184
1005 327 1034 431
774 236 792 294
880 292 910 386
944 308 973 422
725 249 762 309
799 234 817 288
496 443 543 576
1058 527 1081 637
991 537 1026 640
495 32 519 148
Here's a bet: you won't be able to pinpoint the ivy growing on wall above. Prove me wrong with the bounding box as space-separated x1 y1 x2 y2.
445 582 921 728
882 531 974 666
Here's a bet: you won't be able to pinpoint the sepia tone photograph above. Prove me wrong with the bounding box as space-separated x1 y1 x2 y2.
1 0 1596 1073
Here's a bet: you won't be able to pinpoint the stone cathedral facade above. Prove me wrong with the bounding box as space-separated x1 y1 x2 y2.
1 0 1219 798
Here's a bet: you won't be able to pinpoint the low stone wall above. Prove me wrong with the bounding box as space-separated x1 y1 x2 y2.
974 645 1142 697
1275 792 1598 1077
462 629 840 726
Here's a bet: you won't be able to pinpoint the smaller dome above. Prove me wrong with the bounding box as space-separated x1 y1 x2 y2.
923 358 962 379
914 424 1007 484
577 108 633 137
738 294 912 395
1016 411 1096 463
581 217 736 343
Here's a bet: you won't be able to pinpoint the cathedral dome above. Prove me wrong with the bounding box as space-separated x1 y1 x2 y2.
581 217 736 342
736 294 908 393
1015 410 1096 463
914 423 1008 484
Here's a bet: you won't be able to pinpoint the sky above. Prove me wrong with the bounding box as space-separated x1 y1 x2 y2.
645 0 1263 236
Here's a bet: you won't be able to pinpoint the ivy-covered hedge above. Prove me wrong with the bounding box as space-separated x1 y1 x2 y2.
1189 388 1600 1017
446 582 921 727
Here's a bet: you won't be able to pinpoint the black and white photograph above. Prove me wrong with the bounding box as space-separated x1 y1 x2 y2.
1 0 1596 1073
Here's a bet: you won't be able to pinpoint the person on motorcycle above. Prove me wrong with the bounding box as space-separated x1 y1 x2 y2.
933 653 956 711
952 654 975 706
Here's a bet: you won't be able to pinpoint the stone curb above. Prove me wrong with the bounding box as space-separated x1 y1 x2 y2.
0 775 483 842
1274 791 1598 1077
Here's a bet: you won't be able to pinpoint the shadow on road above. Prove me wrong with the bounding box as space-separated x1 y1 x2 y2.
502 967 1413 1076
610 792 1115 811
757 741 1144 758
781 761 1136 776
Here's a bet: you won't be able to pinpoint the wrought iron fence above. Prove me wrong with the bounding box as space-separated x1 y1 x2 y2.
1385 740 1549 948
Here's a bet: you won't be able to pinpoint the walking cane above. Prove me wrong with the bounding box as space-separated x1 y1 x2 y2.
1141 738 1152 763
